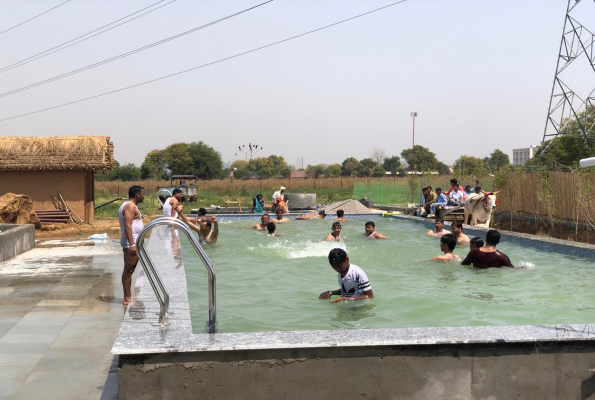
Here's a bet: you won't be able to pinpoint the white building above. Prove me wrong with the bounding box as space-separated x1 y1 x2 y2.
512 144 541 166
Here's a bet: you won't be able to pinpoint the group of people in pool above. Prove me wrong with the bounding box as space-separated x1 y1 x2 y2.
318 219 514 304
250 208 391 241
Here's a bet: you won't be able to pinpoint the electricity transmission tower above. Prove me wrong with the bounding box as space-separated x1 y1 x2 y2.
542 0 595 153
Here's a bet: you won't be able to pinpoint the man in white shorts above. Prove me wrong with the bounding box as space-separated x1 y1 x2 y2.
119 185 145 305
319 248 374 303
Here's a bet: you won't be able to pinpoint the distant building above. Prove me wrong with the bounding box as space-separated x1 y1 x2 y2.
290 170 307 178
512 144 540 166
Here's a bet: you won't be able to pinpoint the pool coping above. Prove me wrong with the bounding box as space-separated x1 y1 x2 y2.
112 220 595 356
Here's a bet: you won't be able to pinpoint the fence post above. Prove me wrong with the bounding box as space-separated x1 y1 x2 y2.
260 178 262 190
381 177 384 205
314 178 316 189
117 180 120 196
341 176 343 188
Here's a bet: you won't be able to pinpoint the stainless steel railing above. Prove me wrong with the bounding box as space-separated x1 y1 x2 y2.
136 217 217 333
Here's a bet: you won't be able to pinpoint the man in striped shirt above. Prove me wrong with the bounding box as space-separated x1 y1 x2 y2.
319 248 374 303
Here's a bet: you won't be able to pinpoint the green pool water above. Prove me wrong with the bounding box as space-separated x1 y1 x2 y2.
181 217 595 333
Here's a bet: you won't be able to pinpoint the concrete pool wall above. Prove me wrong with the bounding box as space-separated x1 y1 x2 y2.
0 223 35 262
113 215 595 400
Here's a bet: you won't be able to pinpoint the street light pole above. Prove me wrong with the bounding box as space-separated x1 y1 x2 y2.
410 112 417 172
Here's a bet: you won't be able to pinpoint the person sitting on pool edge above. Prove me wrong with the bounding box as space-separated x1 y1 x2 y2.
470 236 484 250
266 222 280 237
461 229 514 269
325 222 342 242
319 248 374 303
334 209 348 222
431 234 461 262
296 210 326 220
450 221 470 247
272 208 290 223
252 214 270 230
427 219 451 236
364 221 389 239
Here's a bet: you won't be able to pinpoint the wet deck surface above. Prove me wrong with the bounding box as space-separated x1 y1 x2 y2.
0 239 130 400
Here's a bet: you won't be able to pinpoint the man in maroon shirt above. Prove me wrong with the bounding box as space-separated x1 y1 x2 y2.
461 230 514 269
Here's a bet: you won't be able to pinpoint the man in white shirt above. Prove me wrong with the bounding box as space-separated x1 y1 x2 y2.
319 248 374 303
449 185 463 206
271 186 285 212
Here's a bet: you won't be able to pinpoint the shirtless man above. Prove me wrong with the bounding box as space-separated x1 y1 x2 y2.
296 210 326 220
431 234 461 262
119 185 145 306
334 209 348 222
364 221 389 239
178 211 219 244
450 221 470 247
325 222 342 242
252 214 270 230
426 219 451 237
272 209 290 223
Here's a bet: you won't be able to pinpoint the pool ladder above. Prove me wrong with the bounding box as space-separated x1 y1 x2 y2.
136 217 218 333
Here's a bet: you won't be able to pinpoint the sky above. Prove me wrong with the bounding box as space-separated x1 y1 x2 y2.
0 0 592 168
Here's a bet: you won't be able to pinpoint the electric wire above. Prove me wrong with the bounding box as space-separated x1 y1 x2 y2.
0 0 175 74
0 0 72 36
0 0 273 98
0 0 407 123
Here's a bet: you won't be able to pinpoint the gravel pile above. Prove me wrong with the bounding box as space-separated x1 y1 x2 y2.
323 199 377 214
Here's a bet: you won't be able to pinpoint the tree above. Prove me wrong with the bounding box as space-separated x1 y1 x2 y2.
371 148 386 166
372 165 386 177
436 162 450 175
267 155 291 177
231 160 251 178
341 157 360 176
188 141 223 179
488 149 510 172
306 164 325 178
453 155 486 176
324 164 342 177
140 149 169 180
164 143 193 175
383 155 401 174
400 146 439 171
248 157 275 178
358 158 376 177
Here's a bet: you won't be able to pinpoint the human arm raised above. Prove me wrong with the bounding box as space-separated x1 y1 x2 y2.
210 216 219 244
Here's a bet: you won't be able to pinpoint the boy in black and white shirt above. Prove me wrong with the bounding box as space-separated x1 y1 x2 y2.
319 248 374 303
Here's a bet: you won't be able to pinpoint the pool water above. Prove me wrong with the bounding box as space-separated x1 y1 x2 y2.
180 217 595 333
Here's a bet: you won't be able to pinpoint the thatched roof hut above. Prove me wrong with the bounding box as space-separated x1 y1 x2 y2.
0 136 116 224
0 136 115 171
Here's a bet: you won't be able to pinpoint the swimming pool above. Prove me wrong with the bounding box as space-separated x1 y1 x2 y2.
182 216 595 333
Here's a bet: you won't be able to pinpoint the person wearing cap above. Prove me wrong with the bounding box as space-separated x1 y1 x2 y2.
271 186 286 212
296 210 326 220
326 222 343 242
426 219 451 236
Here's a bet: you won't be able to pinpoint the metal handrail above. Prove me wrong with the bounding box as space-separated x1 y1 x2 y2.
135 217 217 332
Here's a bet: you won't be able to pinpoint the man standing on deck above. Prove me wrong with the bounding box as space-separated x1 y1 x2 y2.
271 186 285 212
119 186 145 306
319 248 374 303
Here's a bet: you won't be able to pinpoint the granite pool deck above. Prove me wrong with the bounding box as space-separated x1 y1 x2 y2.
0 238 130 400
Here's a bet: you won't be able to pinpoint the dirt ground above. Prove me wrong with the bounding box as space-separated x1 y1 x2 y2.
35 215 159 239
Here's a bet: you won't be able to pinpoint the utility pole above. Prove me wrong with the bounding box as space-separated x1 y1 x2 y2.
410 112 417 172
542 0 595 154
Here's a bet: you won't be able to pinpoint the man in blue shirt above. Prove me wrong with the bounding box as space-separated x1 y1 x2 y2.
427 187 448 218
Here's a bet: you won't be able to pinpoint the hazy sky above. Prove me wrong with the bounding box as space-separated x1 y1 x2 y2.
1 0 592 167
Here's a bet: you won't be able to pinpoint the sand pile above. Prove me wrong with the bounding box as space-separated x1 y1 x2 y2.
0 193 41 228
324 199 374 214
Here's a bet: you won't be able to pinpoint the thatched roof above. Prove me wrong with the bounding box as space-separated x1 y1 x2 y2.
0 136 115 171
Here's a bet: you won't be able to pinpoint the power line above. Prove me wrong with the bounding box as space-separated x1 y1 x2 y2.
0 0 408 123
0 0 72 36
0 0 273 98
0 0 175 74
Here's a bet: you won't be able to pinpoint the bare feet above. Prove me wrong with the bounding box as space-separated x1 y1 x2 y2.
123 298 130 306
